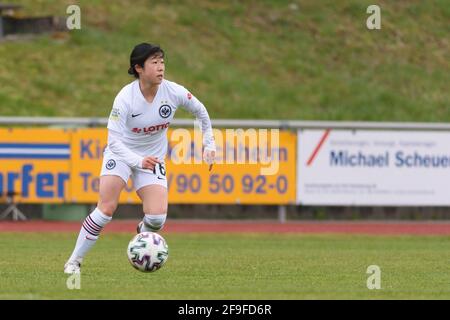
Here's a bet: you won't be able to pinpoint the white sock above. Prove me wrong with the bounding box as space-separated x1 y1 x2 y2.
68 207 112 263
141 214 167 232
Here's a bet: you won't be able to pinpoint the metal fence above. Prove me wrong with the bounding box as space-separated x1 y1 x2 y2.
1 116 450 130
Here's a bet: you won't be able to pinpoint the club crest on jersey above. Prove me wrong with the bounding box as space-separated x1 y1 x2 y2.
159 104 172 118
106 159 116 170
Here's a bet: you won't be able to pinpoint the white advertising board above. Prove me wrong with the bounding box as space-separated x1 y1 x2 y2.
297 130 450 206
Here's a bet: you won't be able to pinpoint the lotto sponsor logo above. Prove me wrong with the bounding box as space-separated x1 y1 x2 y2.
132 122 170 134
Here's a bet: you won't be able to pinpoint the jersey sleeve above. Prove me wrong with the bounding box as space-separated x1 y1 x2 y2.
106 95 144 168
177 86 216 151
107 95 128 133
107 130 143 168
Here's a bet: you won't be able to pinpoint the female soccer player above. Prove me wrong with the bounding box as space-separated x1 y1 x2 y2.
64 43 216 274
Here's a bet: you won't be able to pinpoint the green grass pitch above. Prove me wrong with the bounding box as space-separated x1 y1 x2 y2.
0 232 449 299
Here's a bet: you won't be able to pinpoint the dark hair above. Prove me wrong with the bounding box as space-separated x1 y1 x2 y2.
128 43 165 78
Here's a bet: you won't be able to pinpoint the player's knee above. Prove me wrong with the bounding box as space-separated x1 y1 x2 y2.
143 214 167 232
98 201 117 217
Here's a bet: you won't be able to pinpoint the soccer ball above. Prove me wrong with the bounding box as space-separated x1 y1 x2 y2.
127 232 169 272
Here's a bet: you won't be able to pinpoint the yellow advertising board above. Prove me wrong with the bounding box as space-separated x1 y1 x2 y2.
70 128 296 204
0 128 71 203
1 128 296 205
166 129 296 204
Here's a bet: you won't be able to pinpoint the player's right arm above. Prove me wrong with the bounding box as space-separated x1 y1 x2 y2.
107 96 159 170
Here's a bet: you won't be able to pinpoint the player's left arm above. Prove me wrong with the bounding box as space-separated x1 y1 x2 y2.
178 88 216 168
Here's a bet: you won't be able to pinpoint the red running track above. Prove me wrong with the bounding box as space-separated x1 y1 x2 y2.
1 220 450 235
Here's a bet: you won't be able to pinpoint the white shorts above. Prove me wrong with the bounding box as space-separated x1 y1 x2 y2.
100 151 167 191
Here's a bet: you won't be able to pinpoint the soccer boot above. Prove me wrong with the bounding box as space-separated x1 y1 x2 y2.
64 259 81 274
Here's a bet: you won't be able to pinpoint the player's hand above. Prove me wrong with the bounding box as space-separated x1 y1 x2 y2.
142 156 160 170
203 148 216 171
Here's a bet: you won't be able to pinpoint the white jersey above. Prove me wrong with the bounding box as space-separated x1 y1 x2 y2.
106 79 215 168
